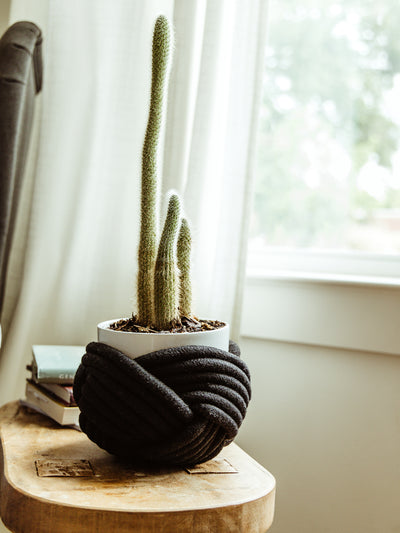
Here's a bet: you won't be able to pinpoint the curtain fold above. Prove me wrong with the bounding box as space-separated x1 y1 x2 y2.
0 0 268 404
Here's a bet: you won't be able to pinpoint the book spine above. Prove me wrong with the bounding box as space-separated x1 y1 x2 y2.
25 383 79 426
39 383 75 405
34 370 76 384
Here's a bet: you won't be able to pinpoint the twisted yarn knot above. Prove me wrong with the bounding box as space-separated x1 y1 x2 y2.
73 341 251 467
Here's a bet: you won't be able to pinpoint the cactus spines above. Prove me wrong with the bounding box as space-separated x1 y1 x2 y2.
137 15 172 326
154 194 181 330
177 218 192 318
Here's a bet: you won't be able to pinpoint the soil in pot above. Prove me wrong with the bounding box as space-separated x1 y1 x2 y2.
109 316 226 334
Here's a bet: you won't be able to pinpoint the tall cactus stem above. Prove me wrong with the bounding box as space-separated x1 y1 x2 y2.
154 194 181 330
177 218 192 317
137 15 172 326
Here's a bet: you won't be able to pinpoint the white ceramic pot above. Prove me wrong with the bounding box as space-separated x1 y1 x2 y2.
97 318 230 360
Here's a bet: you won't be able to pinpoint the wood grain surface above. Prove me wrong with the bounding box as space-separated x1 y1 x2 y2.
0 402 275 532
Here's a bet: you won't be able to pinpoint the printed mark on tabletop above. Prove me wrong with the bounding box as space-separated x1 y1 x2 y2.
35 459 94 477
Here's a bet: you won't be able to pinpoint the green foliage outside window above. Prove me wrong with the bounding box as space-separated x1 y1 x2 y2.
253 0 400 252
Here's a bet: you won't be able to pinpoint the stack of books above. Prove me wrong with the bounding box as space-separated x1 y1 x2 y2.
23 345 85 428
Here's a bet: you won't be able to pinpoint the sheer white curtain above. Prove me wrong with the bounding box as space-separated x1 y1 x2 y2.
0 0 268 404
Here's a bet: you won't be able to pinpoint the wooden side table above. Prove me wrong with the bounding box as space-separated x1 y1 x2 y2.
0 402 275 532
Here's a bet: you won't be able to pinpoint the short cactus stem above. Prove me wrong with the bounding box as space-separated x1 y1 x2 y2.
154 194 181 330
177 218 192 318
137 15 172 326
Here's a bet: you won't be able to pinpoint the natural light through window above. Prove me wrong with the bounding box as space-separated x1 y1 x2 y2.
250 0 400 270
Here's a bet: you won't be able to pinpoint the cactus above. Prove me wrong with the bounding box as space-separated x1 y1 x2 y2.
154 194 181 330
177 218 192 317
135 16 195 331
137 15 171 326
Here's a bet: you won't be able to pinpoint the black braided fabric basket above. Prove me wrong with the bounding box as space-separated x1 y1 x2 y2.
73 340 251 468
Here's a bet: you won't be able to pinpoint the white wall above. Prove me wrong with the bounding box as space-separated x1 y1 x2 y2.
236 337 400 533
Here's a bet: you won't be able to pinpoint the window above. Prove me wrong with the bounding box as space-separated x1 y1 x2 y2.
242 0 400 355
249 0 400 279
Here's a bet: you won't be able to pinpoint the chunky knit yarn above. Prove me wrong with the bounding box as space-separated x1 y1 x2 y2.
73 341 251 468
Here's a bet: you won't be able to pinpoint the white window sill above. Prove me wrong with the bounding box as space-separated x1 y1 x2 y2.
241 271 400 356
248 269 400 289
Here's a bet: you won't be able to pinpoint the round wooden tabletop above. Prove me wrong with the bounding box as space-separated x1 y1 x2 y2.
0 402 275 532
